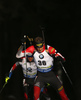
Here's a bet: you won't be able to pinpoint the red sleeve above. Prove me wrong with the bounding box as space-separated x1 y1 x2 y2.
12 63 17 71
22 45 35 54
48 45 65 61
48 46 57 55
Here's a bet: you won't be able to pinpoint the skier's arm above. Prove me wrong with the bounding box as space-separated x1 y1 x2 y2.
16 45 25 58
48 45 65 62
5 62 19 83
54 52 65 62
16 45 35 58
16 37 27 58
9 62 19 78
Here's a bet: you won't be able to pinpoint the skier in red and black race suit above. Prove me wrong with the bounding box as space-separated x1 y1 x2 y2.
16 36 69 100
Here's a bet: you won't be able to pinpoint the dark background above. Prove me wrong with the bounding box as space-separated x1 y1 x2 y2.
0 0 81 100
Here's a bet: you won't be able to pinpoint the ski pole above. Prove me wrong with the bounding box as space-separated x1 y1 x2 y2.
23 35 33 77
59 61 73 85
0 81 8 94
23 35 28 78
0 69 13 94
40 26 45 43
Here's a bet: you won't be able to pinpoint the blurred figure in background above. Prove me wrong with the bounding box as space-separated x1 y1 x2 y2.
5 54 37 100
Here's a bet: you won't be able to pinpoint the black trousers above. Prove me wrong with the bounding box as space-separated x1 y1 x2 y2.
34 70 62 91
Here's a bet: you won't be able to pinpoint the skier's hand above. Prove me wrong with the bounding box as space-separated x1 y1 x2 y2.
21 37 27 45
21 38 27 50
46 83 50 87
55 53 65 63
5 76 10 83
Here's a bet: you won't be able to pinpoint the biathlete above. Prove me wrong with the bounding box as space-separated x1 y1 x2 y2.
5 54 37 100
16 36 69 100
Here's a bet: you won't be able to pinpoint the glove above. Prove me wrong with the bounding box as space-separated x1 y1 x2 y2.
55 53 65 63
56 56 65 63
5 76 10 83
21 38 27 50
21 38 27 45
46 83 50 87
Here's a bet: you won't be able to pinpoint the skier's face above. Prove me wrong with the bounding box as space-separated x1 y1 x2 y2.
27 57 33 62
36 46 43 53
